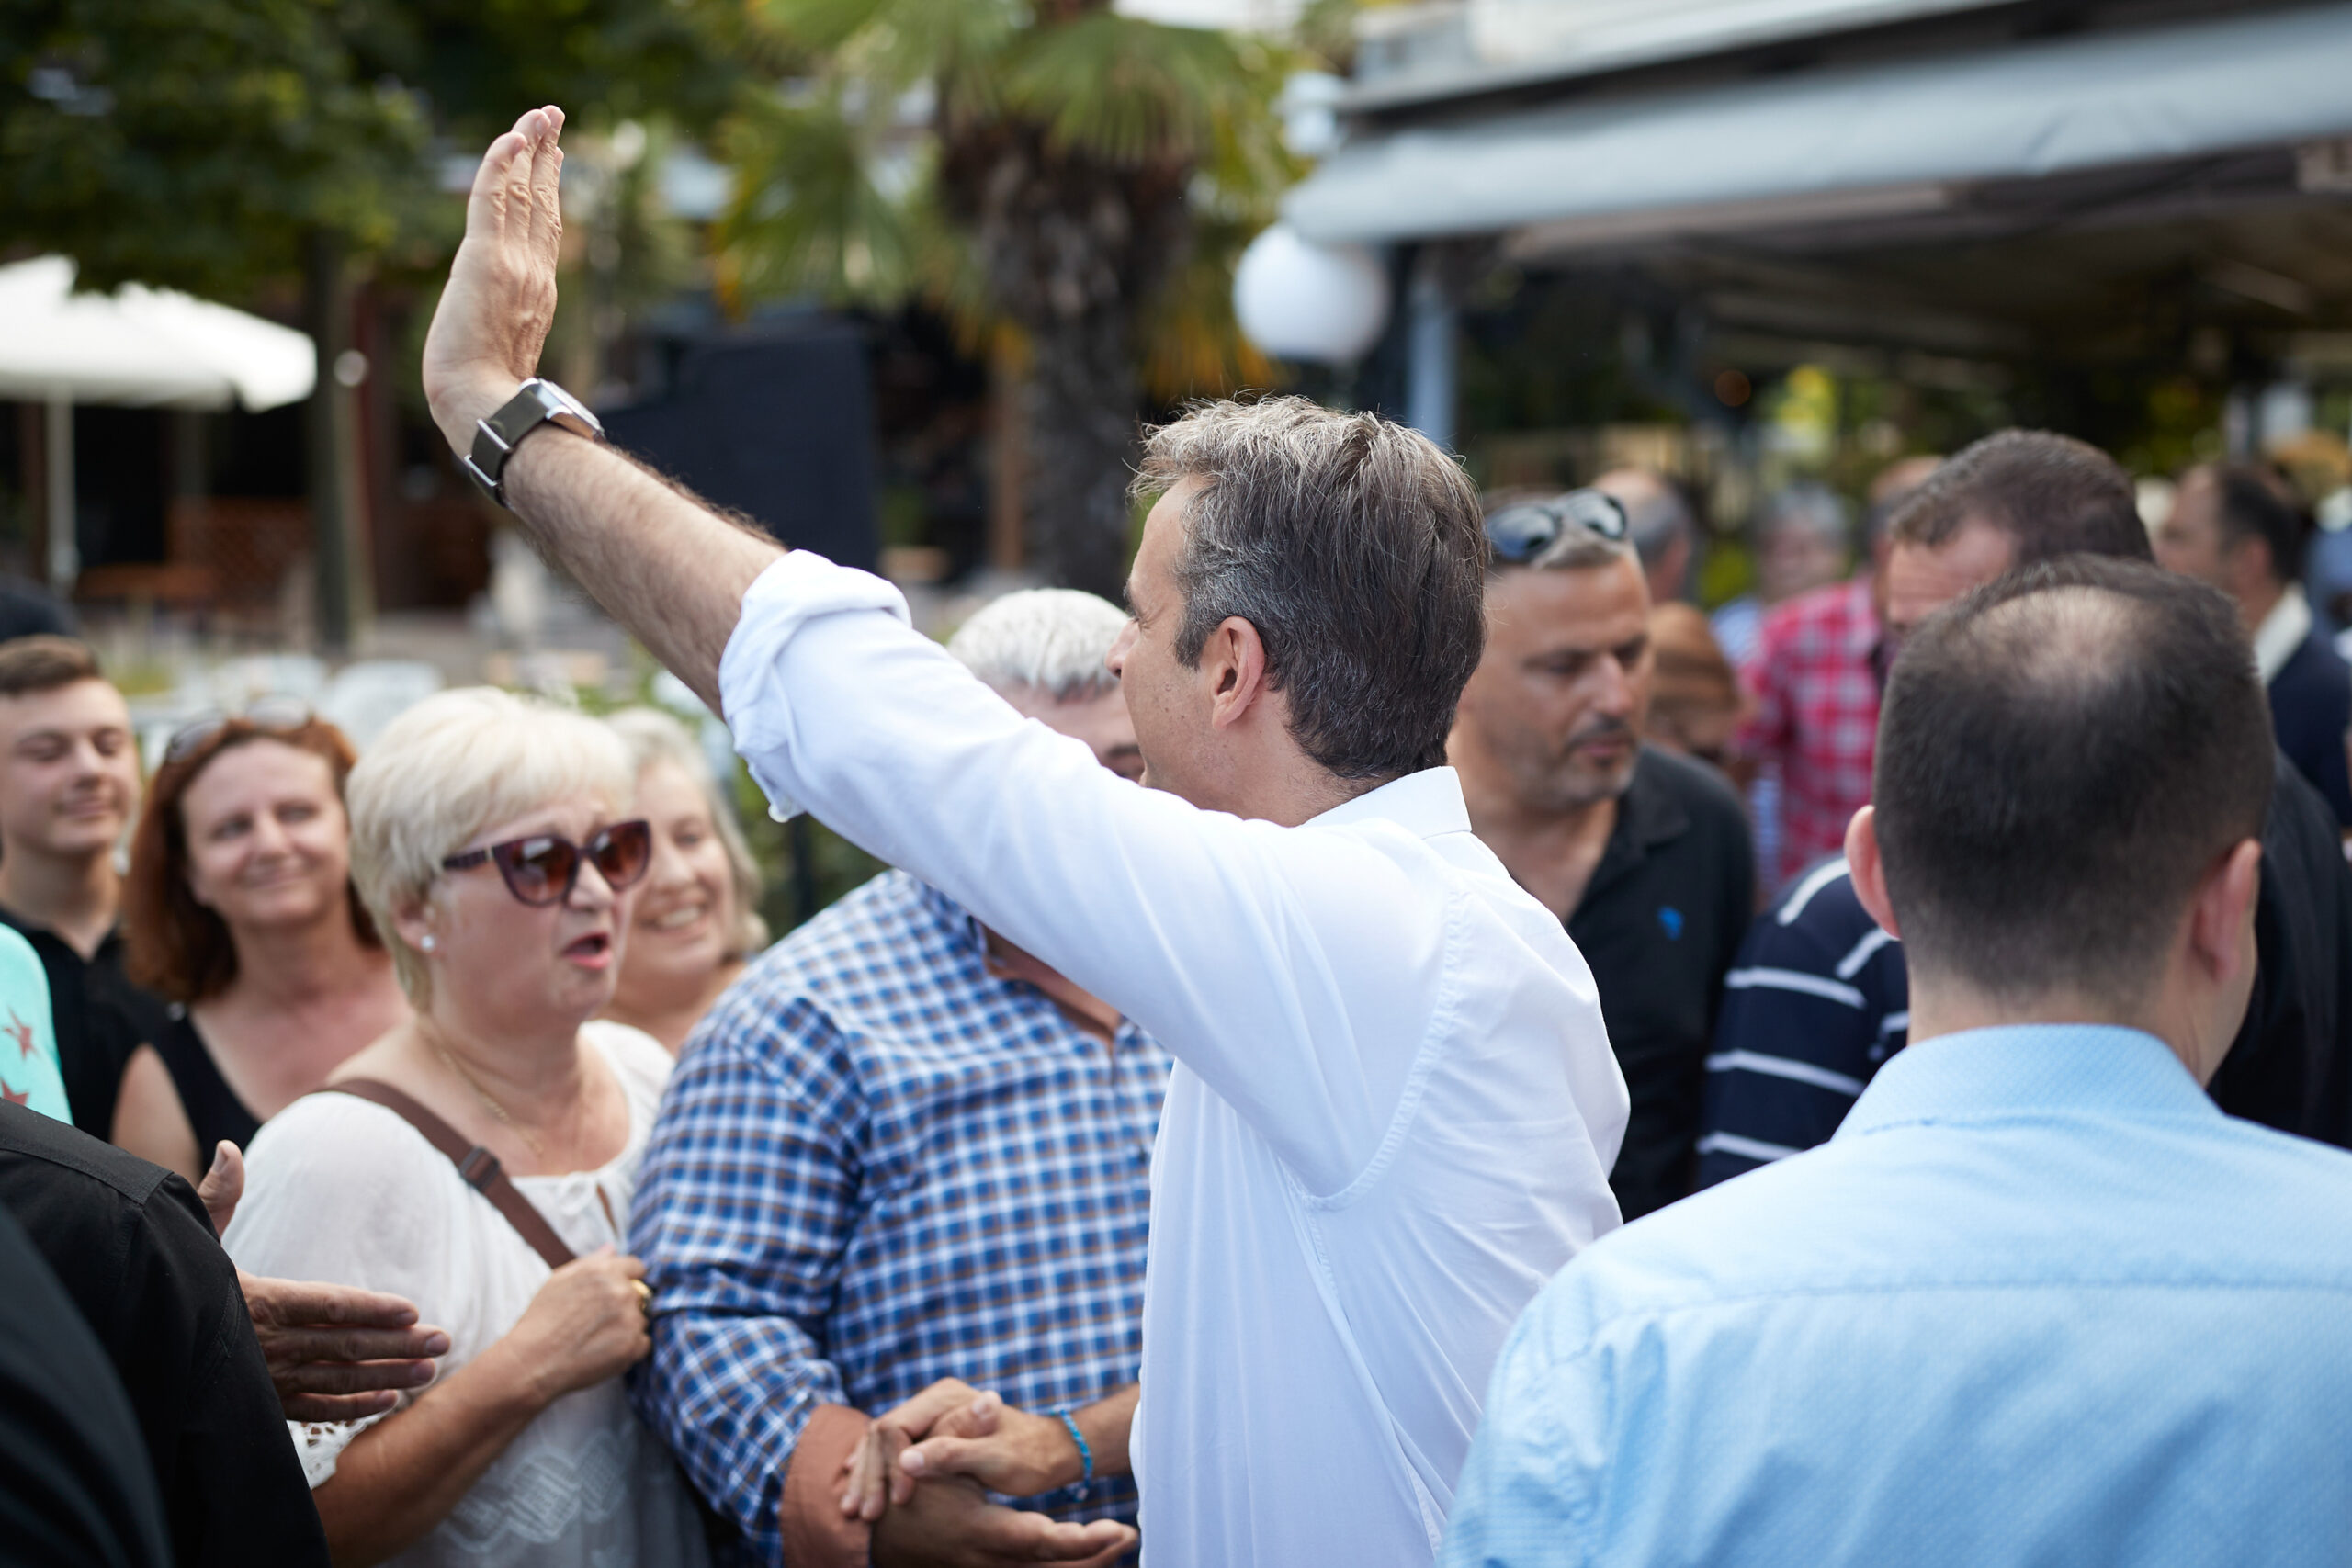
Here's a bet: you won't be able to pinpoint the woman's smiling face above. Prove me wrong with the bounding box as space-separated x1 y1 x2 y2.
616 760 736 998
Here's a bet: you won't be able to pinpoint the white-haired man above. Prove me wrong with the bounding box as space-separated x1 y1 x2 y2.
430 109 1624 1568
630 589 1166 1567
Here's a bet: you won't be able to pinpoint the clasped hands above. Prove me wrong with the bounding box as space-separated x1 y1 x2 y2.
839 1379 1134 1568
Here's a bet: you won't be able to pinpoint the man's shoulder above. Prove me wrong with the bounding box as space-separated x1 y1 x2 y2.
706 870 977 1053
1756 858 1880 949
1758 576 1871 643
2277 626 2352 694
750 872 956 978
2259 750 2344 884
0 1102 230 1327
1549 1111 2352 1337
0 1100 171 1208
1636 746 1750 844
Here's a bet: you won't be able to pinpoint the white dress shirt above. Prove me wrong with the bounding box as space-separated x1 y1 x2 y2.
718 553 1629 1568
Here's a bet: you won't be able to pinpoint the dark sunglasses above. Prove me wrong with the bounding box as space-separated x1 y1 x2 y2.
1483 489 1630 565
441 819 653 907
164 696 316 765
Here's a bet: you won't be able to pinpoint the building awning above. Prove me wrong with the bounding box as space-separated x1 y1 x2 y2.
1284 4 2352 249
0 255 315 411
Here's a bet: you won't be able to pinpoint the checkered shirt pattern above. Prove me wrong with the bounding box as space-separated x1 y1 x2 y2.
1738 576 1885 888
627 871 1170 1565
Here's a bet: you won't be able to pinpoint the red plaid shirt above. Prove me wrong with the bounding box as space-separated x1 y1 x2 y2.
1738 575 1886 888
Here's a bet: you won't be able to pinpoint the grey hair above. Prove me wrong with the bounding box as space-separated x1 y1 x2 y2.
946 588 1128 702
1610 477 1695 570
1759 482 1850 547
605 707 769 958
1132 395 1487 782
347 688 634 1007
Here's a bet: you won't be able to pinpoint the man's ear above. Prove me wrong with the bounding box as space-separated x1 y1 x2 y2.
1204 615 1272 732
1845 807 1902 941
2187 837 2264 987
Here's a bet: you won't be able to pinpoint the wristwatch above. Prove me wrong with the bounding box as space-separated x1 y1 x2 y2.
460 378 605 508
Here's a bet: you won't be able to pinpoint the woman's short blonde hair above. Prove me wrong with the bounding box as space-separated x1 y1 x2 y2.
605 706 769 958
348 688 635 1004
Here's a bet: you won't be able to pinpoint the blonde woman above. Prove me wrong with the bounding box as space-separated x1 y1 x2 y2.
599 709 765 1052
224 689 707 1568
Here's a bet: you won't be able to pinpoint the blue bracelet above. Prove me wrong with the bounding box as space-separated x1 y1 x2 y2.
1058 1410 1095 1488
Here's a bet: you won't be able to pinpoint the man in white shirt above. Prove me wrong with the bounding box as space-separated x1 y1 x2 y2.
419 108 1628 1568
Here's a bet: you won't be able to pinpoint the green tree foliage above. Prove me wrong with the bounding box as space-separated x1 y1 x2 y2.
3 0 743 294
720 0 1297 594
2 0 423 297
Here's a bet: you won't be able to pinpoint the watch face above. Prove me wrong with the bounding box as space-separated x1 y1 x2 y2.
533 378 605 438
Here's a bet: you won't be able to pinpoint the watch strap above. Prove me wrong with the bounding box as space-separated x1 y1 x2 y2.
461 378 603 508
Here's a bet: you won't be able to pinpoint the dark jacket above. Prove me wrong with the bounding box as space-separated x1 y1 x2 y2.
0 1102 329 1568
2267 628 2352 827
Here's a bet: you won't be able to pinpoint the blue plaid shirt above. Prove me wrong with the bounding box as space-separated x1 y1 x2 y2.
628 871 1169 1564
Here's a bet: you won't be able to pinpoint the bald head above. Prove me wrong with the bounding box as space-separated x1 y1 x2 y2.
1873 556 2270 1007
1594 468 1694 603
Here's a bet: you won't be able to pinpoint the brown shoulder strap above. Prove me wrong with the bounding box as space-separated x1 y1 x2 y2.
326 1078 577 1271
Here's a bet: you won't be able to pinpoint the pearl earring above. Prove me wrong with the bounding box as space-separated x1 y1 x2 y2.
420 934 437 952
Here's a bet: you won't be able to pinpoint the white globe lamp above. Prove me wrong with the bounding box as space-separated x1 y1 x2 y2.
1233 225 1391 365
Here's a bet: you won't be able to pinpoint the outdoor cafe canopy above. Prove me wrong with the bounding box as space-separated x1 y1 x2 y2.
0 255 315 590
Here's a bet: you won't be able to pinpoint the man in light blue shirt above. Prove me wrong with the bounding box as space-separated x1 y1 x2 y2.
1445 555 2352 1567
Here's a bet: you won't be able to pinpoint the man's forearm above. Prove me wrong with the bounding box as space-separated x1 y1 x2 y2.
499 425 780 712
1071 1383 1140 1481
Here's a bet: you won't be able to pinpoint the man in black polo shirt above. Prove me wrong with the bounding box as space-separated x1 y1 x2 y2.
1453 491 1754 1219
0 637 172 1136
0 1100 329 1568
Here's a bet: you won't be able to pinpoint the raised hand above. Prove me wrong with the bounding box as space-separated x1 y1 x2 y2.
421 105 568 455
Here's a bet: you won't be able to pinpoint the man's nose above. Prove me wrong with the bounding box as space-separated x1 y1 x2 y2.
1590 654 1636 717
1107 620 1136 677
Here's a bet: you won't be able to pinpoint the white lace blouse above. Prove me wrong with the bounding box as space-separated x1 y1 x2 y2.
224 1021 709 1568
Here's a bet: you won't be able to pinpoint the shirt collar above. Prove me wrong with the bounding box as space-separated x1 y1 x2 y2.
909 878 989 960
1306 766 1473 840
2252 586 2312 684
1837 1023 2218 1139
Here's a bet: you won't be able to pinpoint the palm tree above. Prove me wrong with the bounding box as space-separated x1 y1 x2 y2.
720 0 1295 596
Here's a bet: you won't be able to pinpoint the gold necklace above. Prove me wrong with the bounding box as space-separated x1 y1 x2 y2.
424 1026 547 1159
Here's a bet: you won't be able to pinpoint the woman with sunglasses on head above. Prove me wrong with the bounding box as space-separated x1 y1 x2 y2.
598 708 767 1053
222 689 707 1568
114 706 410 1183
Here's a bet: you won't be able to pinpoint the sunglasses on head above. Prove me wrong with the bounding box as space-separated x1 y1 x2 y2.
1483 489 1631 565
441 819 653 907
164 696 316 766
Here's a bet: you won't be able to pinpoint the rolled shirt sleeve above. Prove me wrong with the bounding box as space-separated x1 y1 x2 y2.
718 552 1441 1193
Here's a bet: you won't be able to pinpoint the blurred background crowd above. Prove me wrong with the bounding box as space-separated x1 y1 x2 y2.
6 0 2352 936
11 3 2352 1562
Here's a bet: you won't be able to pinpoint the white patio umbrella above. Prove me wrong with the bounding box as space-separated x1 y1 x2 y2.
0 255 316 591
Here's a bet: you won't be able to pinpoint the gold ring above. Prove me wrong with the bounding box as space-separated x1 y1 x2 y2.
632 1280 653 1315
